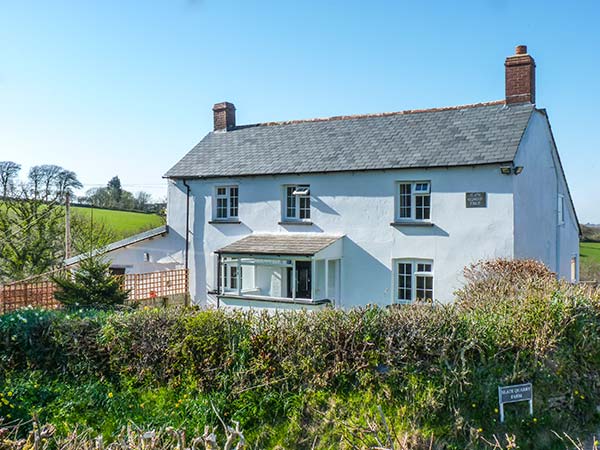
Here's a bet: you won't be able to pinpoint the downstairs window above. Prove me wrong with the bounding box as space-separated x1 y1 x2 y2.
395 260 434 303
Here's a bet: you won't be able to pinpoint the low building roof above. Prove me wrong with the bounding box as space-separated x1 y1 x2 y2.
217 233 342 256
165 101 534 179
64 225 168 266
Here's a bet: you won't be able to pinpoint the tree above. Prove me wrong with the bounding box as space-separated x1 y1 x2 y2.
80 176 153 212
0 163 82 282
0 161 21 198
52 257 129 309
107 176 123 202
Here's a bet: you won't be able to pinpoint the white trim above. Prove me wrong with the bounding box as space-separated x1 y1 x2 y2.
392 258 434 304
394 180 432 223
283 184 311 222
214 185 239 220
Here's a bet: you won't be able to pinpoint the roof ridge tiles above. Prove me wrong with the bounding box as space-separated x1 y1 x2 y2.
244 100 507 129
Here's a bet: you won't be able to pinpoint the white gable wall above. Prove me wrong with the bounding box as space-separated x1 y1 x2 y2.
168 165 515 307
100 234 184 274
513 111 580 280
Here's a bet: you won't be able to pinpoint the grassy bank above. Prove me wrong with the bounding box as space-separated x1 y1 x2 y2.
581 242 600 264
1 261 600 449
72 206 164 239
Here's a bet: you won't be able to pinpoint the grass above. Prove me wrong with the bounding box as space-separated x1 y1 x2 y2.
581 242 600 264
71 206 164 240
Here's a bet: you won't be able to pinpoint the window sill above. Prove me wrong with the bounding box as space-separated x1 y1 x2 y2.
278 221 313 226
390 221 434 227
217 292 331 306
209 220 241 225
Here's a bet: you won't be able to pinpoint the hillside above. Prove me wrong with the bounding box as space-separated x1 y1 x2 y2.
581 242 600 264
71 206 164 240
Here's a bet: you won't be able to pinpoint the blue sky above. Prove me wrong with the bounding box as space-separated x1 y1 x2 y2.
0 0 598 221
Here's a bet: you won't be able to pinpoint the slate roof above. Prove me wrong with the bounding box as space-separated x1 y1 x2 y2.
64 225 168 266
165 101 535 179
217 234 342 256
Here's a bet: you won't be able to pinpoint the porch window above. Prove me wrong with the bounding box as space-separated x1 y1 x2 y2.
396 181 431 221
221 262 241 291
284 185 310 221
395 259 434 303
215 186 239 220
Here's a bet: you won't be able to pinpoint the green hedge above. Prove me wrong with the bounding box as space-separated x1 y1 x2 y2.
2 261 600 448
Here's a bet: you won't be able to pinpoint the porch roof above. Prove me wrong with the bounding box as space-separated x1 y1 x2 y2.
216 233 342 257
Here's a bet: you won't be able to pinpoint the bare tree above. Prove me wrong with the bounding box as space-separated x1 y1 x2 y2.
0 161 21 198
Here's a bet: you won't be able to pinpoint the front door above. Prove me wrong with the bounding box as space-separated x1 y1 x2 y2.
287 261 312 299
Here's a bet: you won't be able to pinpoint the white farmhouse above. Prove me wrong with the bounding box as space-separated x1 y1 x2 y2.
72 45 579 310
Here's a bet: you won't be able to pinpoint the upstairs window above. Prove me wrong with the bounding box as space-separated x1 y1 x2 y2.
284 185 310 221
215 186 238 220
396 181 431 221
395 259 434 303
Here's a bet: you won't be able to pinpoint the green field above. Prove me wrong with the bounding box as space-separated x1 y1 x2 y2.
72 206 164 240
581 242 600 264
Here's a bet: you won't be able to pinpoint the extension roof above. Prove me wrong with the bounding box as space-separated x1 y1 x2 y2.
165 101 535 179
64 225 168 266
217 234 342 256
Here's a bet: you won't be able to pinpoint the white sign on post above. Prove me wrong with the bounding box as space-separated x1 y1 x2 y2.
498 383 533 423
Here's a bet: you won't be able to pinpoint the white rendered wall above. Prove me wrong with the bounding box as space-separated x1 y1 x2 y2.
513 111 580 280
167 165 515 307
100 233 184 274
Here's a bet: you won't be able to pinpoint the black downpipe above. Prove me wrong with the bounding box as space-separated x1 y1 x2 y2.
183 180 191 306
216 252 221 309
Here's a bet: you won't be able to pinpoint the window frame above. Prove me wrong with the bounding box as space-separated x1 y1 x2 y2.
558 194 565 226
214 185 239 220
283 184 311 221
395 181 432 222
393 259 434 304
221 262 242 292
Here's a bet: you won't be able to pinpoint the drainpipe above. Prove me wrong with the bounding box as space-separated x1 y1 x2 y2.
182 179 191 306
216 252 221 309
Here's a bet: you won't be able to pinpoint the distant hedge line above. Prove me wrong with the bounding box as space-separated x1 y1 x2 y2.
1 260 600 448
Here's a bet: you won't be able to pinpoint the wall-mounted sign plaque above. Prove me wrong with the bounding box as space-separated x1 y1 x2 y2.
466 192 487 208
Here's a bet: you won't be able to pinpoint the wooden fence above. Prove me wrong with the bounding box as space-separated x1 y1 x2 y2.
0 268 189 314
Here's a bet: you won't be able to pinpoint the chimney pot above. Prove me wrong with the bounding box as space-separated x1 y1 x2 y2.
213 102 236 131
505 45 536 104
515 45 527 55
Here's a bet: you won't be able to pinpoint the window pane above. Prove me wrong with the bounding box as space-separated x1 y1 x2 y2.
415 182 429 193
397 262 412 301
217 187 226 196
286 187 296 218
299 195 310 219
416 275 433 301
399 183 412 218
230 266 237 289
229 187 238 217
222 263 228 288
415 194 430 220
217 198 228 218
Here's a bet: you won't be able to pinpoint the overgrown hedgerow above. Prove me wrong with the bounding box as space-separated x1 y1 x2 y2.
1 259 600 449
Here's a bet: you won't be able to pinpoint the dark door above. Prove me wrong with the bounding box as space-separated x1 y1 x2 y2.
287 261 312 299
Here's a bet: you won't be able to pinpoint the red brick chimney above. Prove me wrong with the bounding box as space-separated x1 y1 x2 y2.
213 102 236 131
505 45 536 104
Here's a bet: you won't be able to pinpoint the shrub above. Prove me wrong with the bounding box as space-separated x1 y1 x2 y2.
51 257 129 309
2 259 600 448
